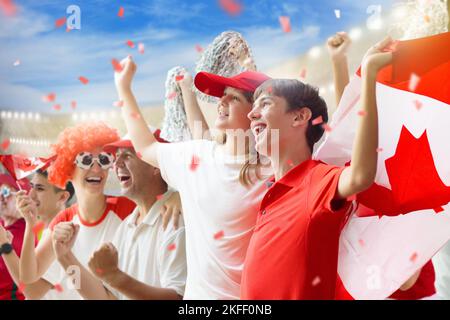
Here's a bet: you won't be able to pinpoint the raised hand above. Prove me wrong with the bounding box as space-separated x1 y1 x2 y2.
361 36 394 75
327 31 351 61
160 192 183 230
52 222 79 260
114 55 137 94
176 71 193 92
88 243 120 282
15 190 38 227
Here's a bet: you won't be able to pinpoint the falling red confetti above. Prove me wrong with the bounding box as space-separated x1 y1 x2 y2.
66 26 71 33
287 159 294 167
218 0 242 16
53 104 61 111
13 59 20 66
189 155 200 171
0 0 17 16
1 138 10 151
409 252 418 262
156 194 163 200
434 207 444 213
266 86 273 94
126 40 135 48
311 276 321 286
376 147 383 153
175 75 184 82
71 101 77 110
312 116 323 125
111 58 123 72
96 268 103 275
414 100 423 111
299 68 306 79
136 151 142 159
42 93 56 103
118 6 124 18
138 43 145 54
167 92 177 100
195 44 203 53
54 283 63 292
357 110 367 116
408 73 420 92
358 239 365 247
18 282 26 293
279 16 291 33
322 124 332 132
55 17 67 28
214 230 224 240
32 221 45 236
113 100 124 108
79 76 89 85
130 112 140 119
167 243 176 251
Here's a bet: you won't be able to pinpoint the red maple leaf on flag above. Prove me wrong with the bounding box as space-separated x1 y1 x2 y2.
357 126 450 216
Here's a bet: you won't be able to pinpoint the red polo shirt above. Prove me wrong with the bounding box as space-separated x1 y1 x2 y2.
241 160 351 300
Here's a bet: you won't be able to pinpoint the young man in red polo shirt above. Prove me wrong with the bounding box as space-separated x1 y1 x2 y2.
241 37 394 299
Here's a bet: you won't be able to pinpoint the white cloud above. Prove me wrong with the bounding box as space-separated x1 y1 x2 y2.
0 6 53 38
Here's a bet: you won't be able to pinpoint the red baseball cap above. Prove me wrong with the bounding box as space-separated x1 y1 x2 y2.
194 71 271 98
104 127 168 154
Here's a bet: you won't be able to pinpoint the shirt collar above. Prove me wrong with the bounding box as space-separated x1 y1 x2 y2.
126 190 173 227
274 159 319 188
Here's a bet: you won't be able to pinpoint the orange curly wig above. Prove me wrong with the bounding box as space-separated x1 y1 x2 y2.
48 122 120 188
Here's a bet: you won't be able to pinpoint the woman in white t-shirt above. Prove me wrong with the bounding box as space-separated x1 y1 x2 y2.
114 52 272 299
16 122 136 299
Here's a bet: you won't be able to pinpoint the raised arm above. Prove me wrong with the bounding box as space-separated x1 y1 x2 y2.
177 71 210 140
337 37 394 199
16 191 55 284
326 31 351 106
115 56 160 168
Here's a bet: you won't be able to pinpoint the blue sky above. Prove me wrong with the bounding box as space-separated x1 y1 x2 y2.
0 0 395 112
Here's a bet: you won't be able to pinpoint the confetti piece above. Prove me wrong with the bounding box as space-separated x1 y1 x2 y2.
189 155 200 171
42 93 56 103
287 159 294 167
79 76 89 85
113 100 124 108
410 252 418 262
18 282 26 293
13 59 20 66
424 14 430 23
312 116 323 125
195 44 203 53
0 0 17 16
358 239 365 247
54 283 63 292
376 147 383 153
71 101 77 110
266 86 272 94
65 26 71 33
175 75 184 82
130 112 140 119
53 104 61 111
214 230 224 240
156 194 163 200
138 43 145 54
167 92 177 100
334 9 341 19
32 221 45 236
118 6 124 18
322 124 332 132
111 58 123 73
167 243 176 251
126 40 135 48
408 73 420 92
311 276 321 286
414 100 423 111
96 268 103 275
357 110 367 116
1 138 10 151
55 17 67 28
136 152 142 159
279 16 291 33
299 68 306 79
218 0 242 16
434 207 444 213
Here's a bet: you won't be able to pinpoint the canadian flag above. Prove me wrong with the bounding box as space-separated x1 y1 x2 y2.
314 32 450 299
0 154 56 181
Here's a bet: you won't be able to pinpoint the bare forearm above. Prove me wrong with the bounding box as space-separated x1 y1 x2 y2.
332 57 350 106
180 87 210 139
20 226 39 283
58 252 114 300
119 88 159 167
349 71 378 188
106 270 181 300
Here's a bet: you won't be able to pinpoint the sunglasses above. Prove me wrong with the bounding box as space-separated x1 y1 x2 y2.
74 152 115 170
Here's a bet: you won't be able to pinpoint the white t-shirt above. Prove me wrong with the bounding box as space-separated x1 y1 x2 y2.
109 191 187 300
433 240 450 299
157 139 268 299
43 197 135 300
